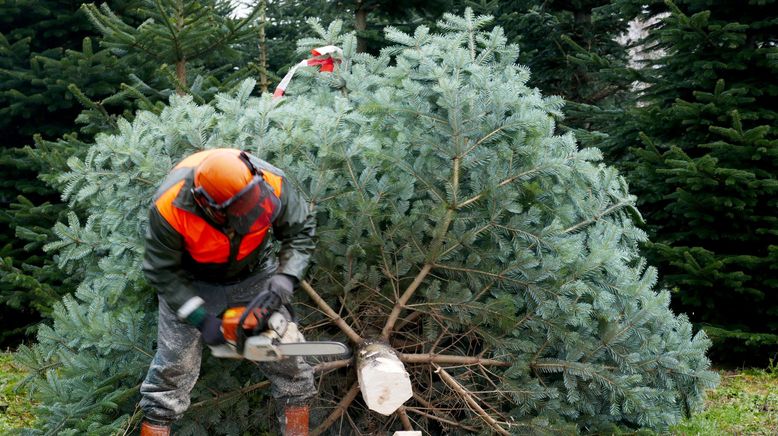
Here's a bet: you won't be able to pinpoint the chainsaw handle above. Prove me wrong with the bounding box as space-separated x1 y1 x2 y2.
239 291 272 331
235 290 273 352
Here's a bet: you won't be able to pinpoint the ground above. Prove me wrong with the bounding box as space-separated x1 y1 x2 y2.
0 352 35 431
1 351 775 434
668 366 778 436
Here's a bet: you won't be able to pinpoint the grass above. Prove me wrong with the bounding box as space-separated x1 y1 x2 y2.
669 367 778 435
0 352 35 432
0 349 775 434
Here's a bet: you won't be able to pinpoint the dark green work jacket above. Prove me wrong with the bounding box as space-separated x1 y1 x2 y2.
142 150 315 316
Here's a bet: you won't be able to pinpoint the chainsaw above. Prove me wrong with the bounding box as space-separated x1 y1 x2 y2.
209 305 349 362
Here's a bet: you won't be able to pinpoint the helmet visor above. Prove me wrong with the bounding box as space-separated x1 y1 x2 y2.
193 176 265 234
223 177 264 234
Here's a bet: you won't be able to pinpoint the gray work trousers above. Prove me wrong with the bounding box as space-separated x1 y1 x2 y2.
139 273 315 427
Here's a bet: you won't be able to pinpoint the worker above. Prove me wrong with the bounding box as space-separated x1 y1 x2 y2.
139 148 316 435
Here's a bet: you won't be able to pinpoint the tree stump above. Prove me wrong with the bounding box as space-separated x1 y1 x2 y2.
356 339 413 415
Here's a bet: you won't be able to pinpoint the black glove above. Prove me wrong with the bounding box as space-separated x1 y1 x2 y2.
241 275 294 333
247 291 282 333
198 313 226 345
267 273 296 303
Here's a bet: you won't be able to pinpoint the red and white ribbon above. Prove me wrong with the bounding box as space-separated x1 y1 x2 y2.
273 45 343 99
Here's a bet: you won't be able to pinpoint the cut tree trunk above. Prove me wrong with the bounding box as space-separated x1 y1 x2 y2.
356 339 413 415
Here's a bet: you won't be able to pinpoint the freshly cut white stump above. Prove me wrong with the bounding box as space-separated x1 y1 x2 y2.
356 340 413 415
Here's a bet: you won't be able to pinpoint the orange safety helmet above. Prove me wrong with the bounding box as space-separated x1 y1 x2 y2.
192 150 266 234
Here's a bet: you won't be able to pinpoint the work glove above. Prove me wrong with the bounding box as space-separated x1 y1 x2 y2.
243 274 296 333
198 313 226 345
267 273 296 304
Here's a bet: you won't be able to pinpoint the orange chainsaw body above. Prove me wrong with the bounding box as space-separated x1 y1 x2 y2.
220 306 259 342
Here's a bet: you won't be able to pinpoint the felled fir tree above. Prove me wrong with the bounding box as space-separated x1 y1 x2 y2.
462 0 633 112
17 11 717 434
604 0 778 362
452 1 642 187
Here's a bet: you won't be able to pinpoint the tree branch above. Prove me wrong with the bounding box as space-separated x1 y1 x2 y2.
432 263 529 286
300 280 362 344
531 359 619 388
381 263 433 340
393 310 424 332
434 364 510 435
439 222 492 259
189 380 269 409
405 405 478 433
311 382 360 436
461 124 514 158
382 144 463 341
344 154 399 300
413 391 478 431
191 4 262 59
120 403 143 436
313 358 353 374
562 200 631 234
458 161 571 208
401 353 510 367
396 406 413 430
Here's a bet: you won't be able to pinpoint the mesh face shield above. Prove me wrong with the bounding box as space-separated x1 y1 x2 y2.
192 152 269 234
193 177 267 234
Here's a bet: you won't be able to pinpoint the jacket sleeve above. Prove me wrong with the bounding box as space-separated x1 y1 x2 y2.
142 206 203 320
272 177 316 281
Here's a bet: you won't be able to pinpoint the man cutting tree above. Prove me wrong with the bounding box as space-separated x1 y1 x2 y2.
139 148 317 435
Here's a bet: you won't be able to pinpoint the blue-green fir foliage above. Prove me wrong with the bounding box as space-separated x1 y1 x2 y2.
18 10 717 435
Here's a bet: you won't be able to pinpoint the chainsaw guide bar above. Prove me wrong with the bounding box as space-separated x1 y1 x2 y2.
210 338 350 362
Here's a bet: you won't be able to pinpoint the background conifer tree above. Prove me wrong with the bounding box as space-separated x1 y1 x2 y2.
0 0 143 345
460 0 636 148
81 0 262 98
466 1 631 106
601 0 778 363
338 0 454 53
17 12 717 434
240 0 345 87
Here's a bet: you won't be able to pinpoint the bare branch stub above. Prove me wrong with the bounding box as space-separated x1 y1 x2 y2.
396 406 413 430
381 263 433 339
410 392 479 433
434 364 510 436
301 280 363 344
401 353 510 367
313 358 354 374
